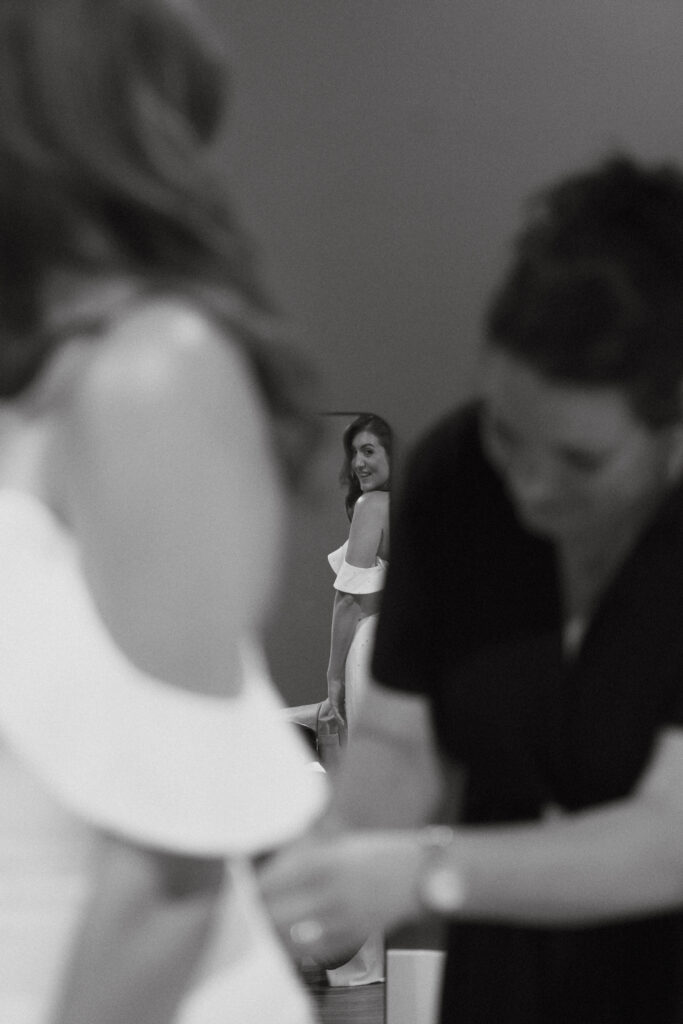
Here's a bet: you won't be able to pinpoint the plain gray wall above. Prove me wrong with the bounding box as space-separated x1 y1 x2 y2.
201 0 683 704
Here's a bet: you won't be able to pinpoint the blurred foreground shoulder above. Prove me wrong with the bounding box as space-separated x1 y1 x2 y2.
70 296 262 426
58 295 282 696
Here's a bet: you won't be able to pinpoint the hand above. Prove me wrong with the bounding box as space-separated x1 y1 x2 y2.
259 830 423 966
326 677 346 730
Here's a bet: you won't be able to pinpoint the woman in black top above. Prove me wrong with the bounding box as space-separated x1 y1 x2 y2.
262 154 683 1023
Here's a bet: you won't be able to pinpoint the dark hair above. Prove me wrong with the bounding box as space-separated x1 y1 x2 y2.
0 0 316 485
339 413 393 520
486 154 683 427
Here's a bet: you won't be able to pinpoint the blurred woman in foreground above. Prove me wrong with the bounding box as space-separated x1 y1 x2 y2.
0 1 324 1022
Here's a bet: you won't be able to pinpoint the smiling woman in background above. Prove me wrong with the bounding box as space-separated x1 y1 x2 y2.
326 413 393 735
319 412 392 988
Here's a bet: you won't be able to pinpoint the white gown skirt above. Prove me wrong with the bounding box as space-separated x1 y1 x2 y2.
343 613 378 738
178 860 317 1024
0 750 317 1024
326 613 384 988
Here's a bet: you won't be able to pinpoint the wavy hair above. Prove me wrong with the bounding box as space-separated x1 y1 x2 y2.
339 413 393 520
487 154 683 427
0 0 316 484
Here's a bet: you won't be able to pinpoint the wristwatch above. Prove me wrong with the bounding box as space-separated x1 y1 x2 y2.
416 825 466 916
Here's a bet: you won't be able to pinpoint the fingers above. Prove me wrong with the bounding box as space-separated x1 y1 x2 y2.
277 900 369 967
296 925 369 968
333 706 346 729
327 695 346 730
259 841 360 960
326 680 347 730
259 831 421 966
260 840 383 960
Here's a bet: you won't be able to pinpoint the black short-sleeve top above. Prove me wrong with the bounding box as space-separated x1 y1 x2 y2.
372 402 683 825
373 402 683 1024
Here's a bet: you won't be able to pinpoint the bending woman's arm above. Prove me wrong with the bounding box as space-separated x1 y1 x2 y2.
326 492 387 727
262 724 683 963
421 725 683 927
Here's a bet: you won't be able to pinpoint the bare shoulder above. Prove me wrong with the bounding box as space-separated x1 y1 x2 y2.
71 296 254 419
57 295 271 517
51 296 281 696
352 491 390 533
353 490 390 520
346 490 390 565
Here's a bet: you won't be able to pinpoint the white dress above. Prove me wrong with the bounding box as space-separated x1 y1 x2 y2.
0 488 327 1024
325 540 387 987
327 541 387 735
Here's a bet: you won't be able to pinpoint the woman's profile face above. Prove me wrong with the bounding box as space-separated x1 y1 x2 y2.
350 431 390 493
480 347 683 543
